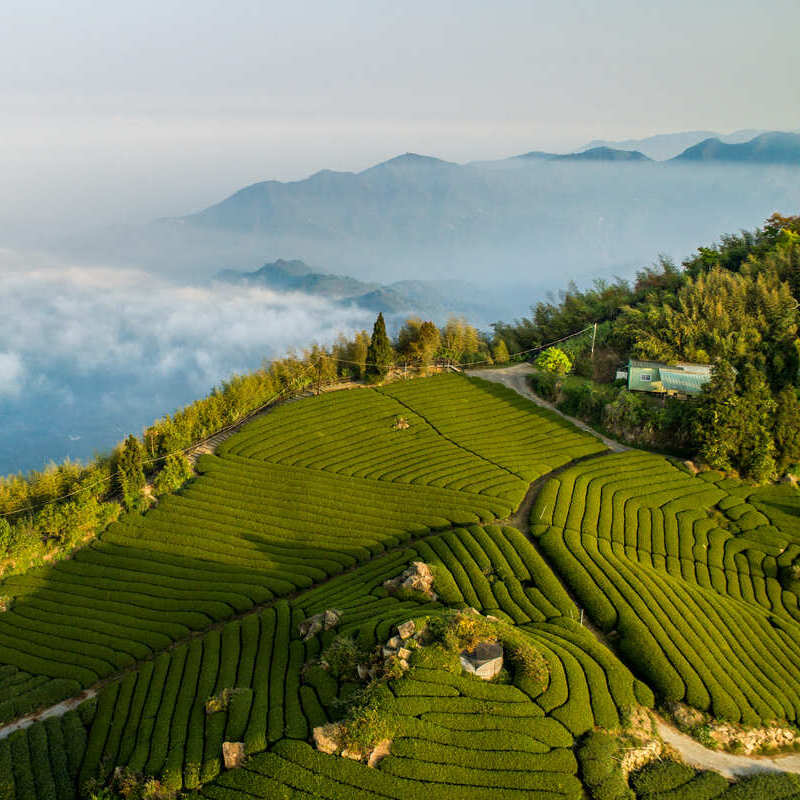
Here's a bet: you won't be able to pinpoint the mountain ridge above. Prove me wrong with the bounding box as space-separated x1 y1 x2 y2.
217 258 486 319
672 132 800 164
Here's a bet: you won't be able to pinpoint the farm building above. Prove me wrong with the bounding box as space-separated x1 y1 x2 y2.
621 359 712 396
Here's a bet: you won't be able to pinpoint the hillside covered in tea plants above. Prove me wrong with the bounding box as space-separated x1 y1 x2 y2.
2 372 800 800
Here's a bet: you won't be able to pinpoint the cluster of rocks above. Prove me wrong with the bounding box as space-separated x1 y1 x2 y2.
298 608 341 641
312 723 391 767
709 722 797 755
378 619 418 671
383 561 437 600
351 619 420 681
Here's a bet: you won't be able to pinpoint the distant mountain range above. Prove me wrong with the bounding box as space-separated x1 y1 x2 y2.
517 132 800 164
217 258 488 321
577 129 771 160
63 128 800 301
180 132 800 245
673 132 800 164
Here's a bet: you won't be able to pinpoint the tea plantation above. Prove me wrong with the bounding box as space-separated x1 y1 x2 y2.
1 374 799 799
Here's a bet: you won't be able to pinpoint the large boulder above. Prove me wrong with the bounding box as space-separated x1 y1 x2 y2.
383 562 437 600
396 620 416 639
299 608 342 640
222 741 246 769
312 723 342 755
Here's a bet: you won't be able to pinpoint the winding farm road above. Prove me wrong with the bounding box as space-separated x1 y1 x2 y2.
470 363 800 779
656 719 800 779
466 363 628 453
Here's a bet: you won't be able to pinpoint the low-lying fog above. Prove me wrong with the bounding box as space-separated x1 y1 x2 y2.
3 157 800 476
0 254 373 475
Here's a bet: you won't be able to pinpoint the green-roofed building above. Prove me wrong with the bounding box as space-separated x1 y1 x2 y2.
625 359 712 396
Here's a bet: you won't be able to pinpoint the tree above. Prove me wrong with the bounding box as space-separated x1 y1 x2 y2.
441 317 481 365
397 318 441 367
774 387 800 473
366 313 394 379
493 339 510 364
536 347 572 376
153 454 193 496
737 368 777 482
0 518 12 558
118 434 146 511
693 363 777 481
693 362 741 473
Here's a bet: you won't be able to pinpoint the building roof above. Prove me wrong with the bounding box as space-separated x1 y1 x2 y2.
658 369 709 394
462 641 503 666
629 359 712 375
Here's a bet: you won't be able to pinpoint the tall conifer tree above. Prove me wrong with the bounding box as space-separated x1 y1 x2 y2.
366 313 394 378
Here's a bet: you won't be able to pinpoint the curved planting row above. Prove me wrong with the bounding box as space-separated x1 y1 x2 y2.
531 451 800 725
4 524 652 799
0 704 92 800
221 386 526 503
379 374 607 482
0 443 511 721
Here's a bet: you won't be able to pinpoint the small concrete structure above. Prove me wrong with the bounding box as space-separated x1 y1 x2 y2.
460 641 504 680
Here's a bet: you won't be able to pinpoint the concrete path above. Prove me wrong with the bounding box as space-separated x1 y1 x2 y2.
0 689 97 740
656 719 800 779
466 363 628 453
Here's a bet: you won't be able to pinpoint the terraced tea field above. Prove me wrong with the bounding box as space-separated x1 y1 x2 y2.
532 451 800 727
1 373 799 800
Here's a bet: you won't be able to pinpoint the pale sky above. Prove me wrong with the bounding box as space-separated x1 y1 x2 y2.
2 0 799 237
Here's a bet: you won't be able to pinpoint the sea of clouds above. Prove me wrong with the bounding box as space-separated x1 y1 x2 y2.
0 251 373 475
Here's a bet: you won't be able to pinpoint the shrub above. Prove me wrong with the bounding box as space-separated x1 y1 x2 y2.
537 347 573 376
321 635 369 681
339 683 396 754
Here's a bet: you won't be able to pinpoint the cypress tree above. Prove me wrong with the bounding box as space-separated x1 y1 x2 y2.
366 313 394 378
118 434 146 511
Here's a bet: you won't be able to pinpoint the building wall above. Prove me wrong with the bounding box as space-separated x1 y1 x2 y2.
628 366 660 392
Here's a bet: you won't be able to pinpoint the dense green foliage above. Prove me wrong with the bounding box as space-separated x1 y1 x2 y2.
630 760 800 799
537 348 572 376
496 214 800 480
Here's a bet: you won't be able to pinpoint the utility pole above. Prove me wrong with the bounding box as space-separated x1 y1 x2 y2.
590 322 597 359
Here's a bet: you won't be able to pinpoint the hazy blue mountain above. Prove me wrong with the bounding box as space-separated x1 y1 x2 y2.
60 140 800 306
555 146 650 162
218 258 489 321
218 258 377 298
511 146 649 162
577 129 769 160
672 132 800 164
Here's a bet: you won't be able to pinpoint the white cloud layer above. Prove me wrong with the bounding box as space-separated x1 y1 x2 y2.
1 258 371 391
0 253 373 473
